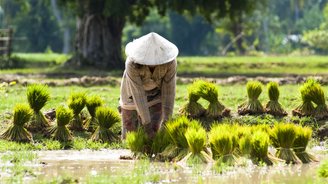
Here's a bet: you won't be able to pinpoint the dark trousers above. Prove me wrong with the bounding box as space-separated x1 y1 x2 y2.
121 103 162 139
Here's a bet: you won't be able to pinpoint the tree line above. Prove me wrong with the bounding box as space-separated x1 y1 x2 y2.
0 0 327 69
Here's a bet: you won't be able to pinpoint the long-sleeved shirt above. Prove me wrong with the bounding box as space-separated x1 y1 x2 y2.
119 58 177 125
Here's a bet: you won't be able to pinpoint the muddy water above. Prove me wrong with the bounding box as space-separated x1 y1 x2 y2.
28 149 328 183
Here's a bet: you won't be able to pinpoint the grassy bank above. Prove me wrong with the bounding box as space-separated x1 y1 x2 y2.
1 54 328 77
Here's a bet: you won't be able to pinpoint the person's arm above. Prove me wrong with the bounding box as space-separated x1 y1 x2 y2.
161 60 177 123
125 61 151 125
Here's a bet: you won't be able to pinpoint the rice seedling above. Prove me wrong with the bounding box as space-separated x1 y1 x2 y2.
1 104 33 142
318 159 328 178
85 95 104 131
209 124 238 166
293 126 317 163
308 81 328 120
265 82 287 117
126 128 151 157
67 92 86 131
238 81 264 115
197 80 229 118
179 82 206 118
250 131 279 166
26 84 51 132
238 132 252 157
160 116 202 161
90 107 120 143
270 123 301 164
180 127 213 165
208 123 234 159
151 128 170 156
48 106 73 142
292 79 316 117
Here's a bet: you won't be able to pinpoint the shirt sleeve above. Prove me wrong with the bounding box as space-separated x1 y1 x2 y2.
161 60 177 122
125 61 151 125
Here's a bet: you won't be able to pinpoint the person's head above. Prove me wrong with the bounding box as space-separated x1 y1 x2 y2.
125 32 178 66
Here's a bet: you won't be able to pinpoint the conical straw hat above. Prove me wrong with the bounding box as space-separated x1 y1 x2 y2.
125 32 179 65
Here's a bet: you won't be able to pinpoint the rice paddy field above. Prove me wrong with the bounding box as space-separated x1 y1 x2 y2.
0 53 328 183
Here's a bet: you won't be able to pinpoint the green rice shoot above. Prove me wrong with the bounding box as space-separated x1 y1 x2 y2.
1 104 33 142
26 84 51 132
209 124 238 166
292 79 316 117
67 92 87 131
265 82 287 116
250 131 278 165
160 116 202 161
49 106 73 142
85 95 104 131
90 107 120 143
293 126 317 163
126 128 151 157
181 127 213 165
270 123 301 164
238 81 264 115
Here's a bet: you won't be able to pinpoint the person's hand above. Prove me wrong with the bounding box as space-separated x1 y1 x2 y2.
143 123 155 139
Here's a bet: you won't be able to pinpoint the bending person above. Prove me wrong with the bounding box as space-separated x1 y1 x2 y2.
120 32 178 139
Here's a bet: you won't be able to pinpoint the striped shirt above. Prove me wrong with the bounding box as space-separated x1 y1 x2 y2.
120 58 176 125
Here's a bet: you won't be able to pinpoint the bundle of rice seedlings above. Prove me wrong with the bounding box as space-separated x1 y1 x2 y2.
48 106 73 142
197 80 229 118
209 124 238 166
209 123 233 159
318 159 328 178
292 79 316 117
126 128 151 157
85 95 104 131
239 132 252 157
26 84 51 132
90 107 120 143
293 126 317 163
151 128 171 156
160 116 202 161
179 83 206 118
1 104 33 142
309 82 328 120
67 92 86 131
265 82 287 117
180 127 213 165
238 81 264 115
270 123 301 164
250 131 279 165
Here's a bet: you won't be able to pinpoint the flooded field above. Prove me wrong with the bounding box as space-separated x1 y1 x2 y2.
1 148 327 184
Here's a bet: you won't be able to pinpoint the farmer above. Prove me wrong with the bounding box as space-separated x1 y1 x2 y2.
119 32 178 139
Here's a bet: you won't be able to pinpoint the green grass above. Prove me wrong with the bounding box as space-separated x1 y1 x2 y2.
2 54 328 76
178 56 328 77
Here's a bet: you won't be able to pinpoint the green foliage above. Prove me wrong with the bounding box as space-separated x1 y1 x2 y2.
239 132 252 156
270 123 301 164
1 104 33 143
185 127 207 154
318 159 328 178
151 128 170 155
238 81 264 115
293 126 317 163
303 30 328 51
27 84 50 112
